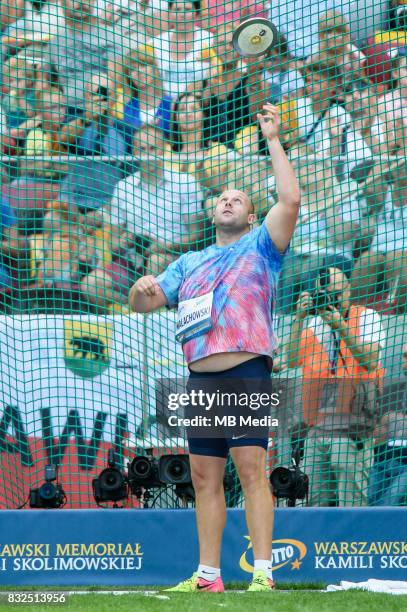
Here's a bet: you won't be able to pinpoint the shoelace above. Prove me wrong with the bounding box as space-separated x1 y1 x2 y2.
252 575 274 587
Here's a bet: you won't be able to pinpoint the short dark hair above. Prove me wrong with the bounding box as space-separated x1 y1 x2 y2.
169 92 207 152
169 0 201 13
317 266 332 289
316 264 351 289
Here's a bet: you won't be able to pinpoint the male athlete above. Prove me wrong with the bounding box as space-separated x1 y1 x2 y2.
129 104 301 592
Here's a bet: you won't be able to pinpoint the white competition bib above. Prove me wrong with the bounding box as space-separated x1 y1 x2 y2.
176 291 213 343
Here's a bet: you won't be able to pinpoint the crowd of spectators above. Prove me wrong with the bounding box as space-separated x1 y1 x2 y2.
0 0 406 504
0 0 406 316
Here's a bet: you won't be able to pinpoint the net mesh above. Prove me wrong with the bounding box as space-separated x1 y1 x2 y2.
0 0 406 509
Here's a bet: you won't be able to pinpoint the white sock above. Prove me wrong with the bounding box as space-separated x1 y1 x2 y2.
254 559 273 580
197 564 221 581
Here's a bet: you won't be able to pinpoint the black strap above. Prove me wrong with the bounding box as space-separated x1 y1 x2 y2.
332 337 350 375
330 330 343 375
340 124 351 155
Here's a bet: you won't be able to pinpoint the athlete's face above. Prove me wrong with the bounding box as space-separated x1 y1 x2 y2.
213 190 255 233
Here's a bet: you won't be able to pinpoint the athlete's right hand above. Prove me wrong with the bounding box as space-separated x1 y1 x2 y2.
295 291 312 321
136 275 160 297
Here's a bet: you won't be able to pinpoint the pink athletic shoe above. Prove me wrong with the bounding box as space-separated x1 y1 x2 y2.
164 572 225 592
196 576 225 592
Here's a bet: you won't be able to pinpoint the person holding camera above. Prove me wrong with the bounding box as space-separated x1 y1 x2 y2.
286 265 386 506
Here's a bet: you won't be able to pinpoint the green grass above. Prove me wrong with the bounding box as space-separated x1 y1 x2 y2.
1 591 407 612
0 583 326 591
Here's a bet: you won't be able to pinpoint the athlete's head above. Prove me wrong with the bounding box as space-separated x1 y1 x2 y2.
213 189 256 235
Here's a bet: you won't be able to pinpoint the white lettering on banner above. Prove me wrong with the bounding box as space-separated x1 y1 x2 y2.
176 292 213 343
0 314 188 443
12 557 143 571
272 546 294 564
315 555 374 569
381 556 407 569
313 540 407 571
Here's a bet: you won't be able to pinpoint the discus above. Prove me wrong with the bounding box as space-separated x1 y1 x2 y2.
232 17 278 58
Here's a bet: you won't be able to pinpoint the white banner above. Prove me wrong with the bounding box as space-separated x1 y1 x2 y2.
0 314 187 443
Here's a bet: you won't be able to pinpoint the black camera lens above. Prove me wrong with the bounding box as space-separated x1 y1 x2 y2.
39 482 56 500
159 455 191 485
128 456 161 489
270 467 293 492
277 471 291 486
96 85 108 98
92 449 128 504
99 468 123 491
312 290 331 310
132 457 152 478
270 466 309 502
166 459 188 482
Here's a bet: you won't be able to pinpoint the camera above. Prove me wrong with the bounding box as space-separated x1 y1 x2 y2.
128 455 161 489
306 266 343 316
308 289 341 316
159 455 191 485
29 464 66 509
308 290 333 315
270 449 309 506
95 85 109 99
92 449 128 504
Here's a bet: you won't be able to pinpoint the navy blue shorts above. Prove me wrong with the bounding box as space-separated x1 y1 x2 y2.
187 356 272 458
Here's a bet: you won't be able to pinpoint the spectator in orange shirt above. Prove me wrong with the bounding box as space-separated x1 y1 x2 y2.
286 266 385 506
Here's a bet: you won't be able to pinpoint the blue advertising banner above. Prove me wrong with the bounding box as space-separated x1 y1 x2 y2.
0 508 405 585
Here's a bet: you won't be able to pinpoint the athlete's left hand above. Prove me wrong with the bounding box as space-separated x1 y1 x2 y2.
258 104 280 141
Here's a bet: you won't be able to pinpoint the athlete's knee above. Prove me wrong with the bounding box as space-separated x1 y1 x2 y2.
190 461 224 494
237 461 268 494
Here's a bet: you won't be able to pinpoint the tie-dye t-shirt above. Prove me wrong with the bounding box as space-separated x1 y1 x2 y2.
156 222 285 365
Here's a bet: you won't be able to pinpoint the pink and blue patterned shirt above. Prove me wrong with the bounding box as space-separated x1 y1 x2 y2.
156 222 286 365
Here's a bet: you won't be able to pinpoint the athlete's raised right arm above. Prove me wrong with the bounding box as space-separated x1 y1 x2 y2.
129 276 168 313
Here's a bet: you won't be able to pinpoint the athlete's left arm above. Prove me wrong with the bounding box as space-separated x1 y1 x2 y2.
258 104 301 252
